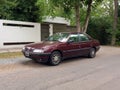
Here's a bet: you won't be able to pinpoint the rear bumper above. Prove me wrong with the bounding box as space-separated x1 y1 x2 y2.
22 50 51 62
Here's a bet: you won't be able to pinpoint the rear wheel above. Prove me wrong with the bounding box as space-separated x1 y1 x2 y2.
49 51 62 66
88 48 96 58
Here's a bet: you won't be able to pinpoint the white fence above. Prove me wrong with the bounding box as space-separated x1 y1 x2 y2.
0 20 41 49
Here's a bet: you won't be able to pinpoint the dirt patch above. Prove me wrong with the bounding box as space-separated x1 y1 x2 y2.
0 52 23 59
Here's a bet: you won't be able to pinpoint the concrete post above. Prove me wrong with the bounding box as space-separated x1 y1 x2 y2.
49 24 53 36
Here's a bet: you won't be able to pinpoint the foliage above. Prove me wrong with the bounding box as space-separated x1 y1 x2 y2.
49 0 103 32
87 17 112 45
0 0 16 19
36 0 48 21
118 6 120 19
0 0 120 45
87 0 120 45
0 0 41 22
11 0 39 22
116 6 120 45
11 0 40 22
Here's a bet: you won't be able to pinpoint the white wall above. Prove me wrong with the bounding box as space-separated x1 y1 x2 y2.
0 20 41 48
43 16 70 25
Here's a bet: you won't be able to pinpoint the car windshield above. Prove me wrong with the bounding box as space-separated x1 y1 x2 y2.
46 33 69 42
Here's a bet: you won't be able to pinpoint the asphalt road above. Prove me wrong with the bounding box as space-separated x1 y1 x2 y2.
0 46 120 90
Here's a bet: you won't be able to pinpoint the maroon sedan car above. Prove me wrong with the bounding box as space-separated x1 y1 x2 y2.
22 32 100 65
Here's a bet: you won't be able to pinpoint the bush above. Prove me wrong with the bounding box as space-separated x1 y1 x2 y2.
87 17 112 45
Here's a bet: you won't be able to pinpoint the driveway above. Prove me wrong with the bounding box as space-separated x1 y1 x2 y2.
0 46 120 90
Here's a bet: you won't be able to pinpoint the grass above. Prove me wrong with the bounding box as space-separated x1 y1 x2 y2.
0 52 23 59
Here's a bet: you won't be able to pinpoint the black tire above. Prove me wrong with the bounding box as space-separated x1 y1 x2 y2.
49 51 62 66
88 48 96 58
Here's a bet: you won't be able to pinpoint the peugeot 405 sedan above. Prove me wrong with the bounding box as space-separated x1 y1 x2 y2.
22 32 100 66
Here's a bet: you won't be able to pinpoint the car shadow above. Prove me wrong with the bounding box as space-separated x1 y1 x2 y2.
21 59 49 68
20 56 88 68
61 56 88 63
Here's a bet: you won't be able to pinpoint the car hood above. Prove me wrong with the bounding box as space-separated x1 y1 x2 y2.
25 41 60 49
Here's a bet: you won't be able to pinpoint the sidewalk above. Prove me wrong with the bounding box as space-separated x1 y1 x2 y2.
0 46 27 65
0 48 22 53
0 47 25 65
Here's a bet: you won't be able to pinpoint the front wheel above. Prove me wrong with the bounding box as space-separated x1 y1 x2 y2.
49 51 62 66
88 48 96 58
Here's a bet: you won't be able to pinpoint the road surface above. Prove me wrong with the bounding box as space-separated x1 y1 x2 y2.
0 46 120 90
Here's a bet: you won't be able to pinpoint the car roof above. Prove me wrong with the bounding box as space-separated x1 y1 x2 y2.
57 32 85 34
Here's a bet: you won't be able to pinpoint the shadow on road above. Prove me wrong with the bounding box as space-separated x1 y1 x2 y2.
20 56 88 68
0 56 92 73
21 60 49 68
62 56 88 63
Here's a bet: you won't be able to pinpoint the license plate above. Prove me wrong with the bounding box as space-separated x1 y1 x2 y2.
25 51 29 56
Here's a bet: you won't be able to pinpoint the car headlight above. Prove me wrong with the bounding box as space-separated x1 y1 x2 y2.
33 49 44 53
22 47 25 50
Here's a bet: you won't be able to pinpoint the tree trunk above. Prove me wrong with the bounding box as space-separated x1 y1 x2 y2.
83 0 92 33
111 0 118 45
75 4 81 32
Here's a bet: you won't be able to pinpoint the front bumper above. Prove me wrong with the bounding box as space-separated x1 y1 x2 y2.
96 46 100 52
22 50 51 62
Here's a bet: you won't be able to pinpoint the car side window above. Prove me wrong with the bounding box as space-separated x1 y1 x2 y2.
68 34 79 43
79 34 89 42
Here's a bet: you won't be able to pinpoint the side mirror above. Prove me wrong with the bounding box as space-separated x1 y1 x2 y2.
67 40 74 44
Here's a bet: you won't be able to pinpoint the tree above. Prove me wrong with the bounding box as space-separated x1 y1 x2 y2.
49 0 103 32
36 0 50 21
0 0 16 19
0 0 5 4
12 0 39 22
88 0 120 45
0 0 40 22
111 0 119 45
88 18 109 44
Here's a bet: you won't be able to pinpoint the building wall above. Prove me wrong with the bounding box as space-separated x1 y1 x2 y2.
67 26 77 32
53 24 76 33
0 20 41 48
0 19 76 49
53 24 67 33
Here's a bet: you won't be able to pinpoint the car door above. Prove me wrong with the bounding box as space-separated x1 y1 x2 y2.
63 34 80 58
79 34 92 55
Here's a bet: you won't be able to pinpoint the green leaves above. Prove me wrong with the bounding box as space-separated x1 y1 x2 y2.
0 0 40 22
12 0 39 22
0 0 16 19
